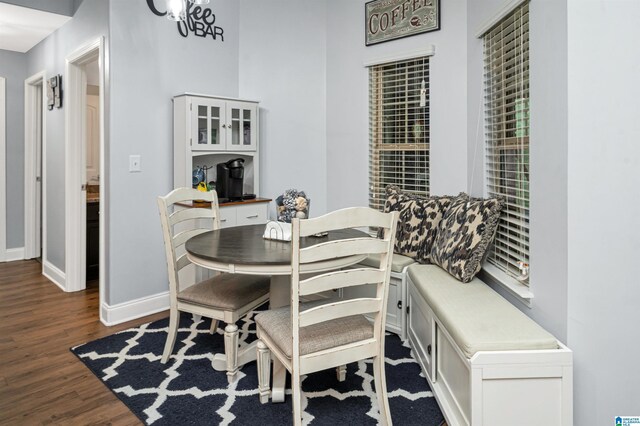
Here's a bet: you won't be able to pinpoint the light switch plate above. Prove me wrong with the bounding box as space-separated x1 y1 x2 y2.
129 155 141 172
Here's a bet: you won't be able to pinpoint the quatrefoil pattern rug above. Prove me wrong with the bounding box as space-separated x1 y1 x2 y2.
71 311 444 425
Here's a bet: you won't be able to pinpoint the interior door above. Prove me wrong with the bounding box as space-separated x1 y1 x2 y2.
35 84 43 258
86 94 100 184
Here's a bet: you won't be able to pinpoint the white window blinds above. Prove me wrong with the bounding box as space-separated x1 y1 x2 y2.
369 57 430 211
483 2 530 283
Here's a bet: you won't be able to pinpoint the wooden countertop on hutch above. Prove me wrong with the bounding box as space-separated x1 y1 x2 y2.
177 198 272 208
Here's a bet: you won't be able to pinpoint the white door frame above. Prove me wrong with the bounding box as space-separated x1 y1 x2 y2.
0 76 6 262
65 37 105 299
24 71 47 261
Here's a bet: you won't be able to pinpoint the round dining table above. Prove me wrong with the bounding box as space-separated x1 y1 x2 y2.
185 223 368 401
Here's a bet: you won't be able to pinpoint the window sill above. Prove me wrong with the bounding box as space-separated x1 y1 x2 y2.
479 263 533 308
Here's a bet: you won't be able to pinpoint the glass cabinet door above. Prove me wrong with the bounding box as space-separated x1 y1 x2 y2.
226 102 257 151
192 99 225 151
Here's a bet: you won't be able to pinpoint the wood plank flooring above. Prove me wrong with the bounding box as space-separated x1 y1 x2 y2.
0 260 168 425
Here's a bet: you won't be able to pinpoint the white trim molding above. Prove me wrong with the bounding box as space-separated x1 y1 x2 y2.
101 292 170 326
363 44 436 67
65 36 105 294
0 76 6 263
475 0 528 38
4 247 25 262
43 260 66 291
24 70 46 261
480 262 533 308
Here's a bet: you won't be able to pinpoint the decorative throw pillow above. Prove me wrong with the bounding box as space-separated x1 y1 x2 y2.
430 193 504 283
383 185 453 262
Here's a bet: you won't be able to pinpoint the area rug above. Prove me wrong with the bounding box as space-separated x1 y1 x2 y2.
71 311 444 425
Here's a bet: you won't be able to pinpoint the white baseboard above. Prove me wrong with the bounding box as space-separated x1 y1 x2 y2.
43 260 66 291
2 247 25 262
101 291 170 326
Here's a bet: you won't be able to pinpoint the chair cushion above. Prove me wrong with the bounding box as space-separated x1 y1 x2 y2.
383 185 453 263
430 193 504 282
359 253 415 273
408 264 558 358
255 302 374 359
177 273 270 311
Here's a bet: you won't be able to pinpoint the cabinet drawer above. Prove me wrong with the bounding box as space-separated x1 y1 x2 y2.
218 207 237 228
236 204 268 226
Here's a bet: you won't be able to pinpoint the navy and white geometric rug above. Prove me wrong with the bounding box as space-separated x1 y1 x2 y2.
71 311 444 425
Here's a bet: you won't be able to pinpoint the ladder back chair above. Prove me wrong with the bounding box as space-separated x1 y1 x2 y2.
254 207 398 425
157 187 270 382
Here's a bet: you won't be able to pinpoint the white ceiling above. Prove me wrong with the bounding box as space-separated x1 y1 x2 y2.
0 2 71 53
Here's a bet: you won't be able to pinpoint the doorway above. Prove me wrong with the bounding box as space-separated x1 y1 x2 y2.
24 71 46 263
84 57 100 289
64 37 105 322
0 76 5 262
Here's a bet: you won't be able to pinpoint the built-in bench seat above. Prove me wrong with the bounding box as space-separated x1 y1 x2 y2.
359 253 415 273
408 265 558 357
344 253 415 339
406 264 573 426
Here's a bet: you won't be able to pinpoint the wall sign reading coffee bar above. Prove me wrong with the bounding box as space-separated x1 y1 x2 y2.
147 0 224 41
365 0 440 46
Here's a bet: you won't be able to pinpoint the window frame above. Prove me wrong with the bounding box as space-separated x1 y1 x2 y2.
367 54 432 211
479 0 533 303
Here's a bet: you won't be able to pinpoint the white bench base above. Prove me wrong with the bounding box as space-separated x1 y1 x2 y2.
408 277 573 426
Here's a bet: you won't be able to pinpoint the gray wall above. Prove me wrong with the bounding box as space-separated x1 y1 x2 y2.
239 0 328 216
325 0 468 212
0 49 27 249
107 0 240 304
26 0 109 270
467 0 570 342
566 0 640 424
0 0 76 16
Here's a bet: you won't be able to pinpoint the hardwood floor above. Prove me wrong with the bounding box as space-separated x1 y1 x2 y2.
0 260 168 425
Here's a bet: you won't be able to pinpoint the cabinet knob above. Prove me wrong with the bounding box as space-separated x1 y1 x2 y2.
427 344 432 356
397 301 402 309
222 124 227 128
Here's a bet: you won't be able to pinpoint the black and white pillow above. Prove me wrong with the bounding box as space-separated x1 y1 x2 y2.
383 185 453 263
430 193 504 282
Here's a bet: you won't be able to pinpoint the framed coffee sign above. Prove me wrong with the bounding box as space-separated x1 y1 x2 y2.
365 0 440 46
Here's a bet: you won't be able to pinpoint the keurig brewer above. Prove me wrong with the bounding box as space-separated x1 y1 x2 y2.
216 158 245 200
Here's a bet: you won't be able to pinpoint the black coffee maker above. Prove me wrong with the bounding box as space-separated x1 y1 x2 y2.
216 158 244 200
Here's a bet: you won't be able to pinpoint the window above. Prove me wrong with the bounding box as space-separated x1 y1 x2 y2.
368 57 430 211
483 2 530 283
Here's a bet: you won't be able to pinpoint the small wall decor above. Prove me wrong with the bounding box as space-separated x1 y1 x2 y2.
146 0 224 41
365 0 440 46
46 75 62 110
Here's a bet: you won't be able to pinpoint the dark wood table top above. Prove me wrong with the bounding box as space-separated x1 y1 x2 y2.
185 224 368 266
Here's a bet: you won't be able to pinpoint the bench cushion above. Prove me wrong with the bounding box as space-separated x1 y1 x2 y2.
408 264 558 358
359 253 415 273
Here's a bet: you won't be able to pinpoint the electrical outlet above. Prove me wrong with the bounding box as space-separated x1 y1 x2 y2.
129 155 141 172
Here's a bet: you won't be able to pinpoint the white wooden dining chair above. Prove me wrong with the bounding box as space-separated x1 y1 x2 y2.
157 187 270 382
254 207 398 425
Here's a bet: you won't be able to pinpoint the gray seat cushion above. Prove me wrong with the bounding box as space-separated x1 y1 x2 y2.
178 273 270 311
408 264 558 358
359 253 415 273
255 301 373 358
